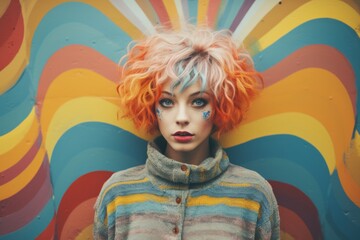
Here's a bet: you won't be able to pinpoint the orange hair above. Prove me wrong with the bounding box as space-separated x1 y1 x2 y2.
117 25 262 137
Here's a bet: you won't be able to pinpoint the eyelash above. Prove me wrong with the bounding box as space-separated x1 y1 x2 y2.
159 98 173 108
192 98 208 108
158 98 208 108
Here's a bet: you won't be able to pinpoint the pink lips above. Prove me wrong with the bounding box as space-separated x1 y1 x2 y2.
172 131 194 143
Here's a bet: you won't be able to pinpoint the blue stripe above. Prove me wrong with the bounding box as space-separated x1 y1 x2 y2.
0 69 34 135
226 135 328 217
217 0 244 29
226 134 330 196
325 171 360 239
29 2 132 91
50 122 147 207
102 182 164 206
187 0 198 25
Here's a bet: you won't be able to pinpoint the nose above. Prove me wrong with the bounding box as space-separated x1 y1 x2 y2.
176 104 189 126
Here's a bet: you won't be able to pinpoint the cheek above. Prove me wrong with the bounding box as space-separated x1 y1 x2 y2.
155 108 162 119
202 110 211 120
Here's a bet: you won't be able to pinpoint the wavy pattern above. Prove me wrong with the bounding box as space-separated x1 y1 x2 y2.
0 1 359 239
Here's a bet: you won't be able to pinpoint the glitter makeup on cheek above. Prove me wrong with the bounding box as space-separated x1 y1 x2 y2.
156 108 162 119
202 110 211 120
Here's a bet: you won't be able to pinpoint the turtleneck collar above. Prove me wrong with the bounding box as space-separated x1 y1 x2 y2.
146 137 229 185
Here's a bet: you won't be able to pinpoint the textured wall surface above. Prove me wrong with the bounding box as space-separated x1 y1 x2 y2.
0 0 359 239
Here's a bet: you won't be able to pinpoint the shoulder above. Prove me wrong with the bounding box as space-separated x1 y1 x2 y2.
221 163 277 210
222 164 279 226
105 165 147 186
95 165 147 210
99 165 147 195
224 164 271 189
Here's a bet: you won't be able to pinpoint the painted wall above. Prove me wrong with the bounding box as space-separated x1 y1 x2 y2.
0 0 359 239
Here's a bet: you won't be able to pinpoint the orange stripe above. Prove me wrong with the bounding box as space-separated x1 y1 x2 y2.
0 113 39 172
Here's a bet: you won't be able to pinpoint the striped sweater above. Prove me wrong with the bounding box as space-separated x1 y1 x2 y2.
94 138 280 239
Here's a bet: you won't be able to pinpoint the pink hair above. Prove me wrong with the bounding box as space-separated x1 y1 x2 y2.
117 25 262 137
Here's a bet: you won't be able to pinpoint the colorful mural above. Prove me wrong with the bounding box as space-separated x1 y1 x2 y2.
0 0 359 239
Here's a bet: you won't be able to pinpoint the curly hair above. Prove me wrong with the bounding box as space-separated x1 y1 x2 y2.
117 25 262 137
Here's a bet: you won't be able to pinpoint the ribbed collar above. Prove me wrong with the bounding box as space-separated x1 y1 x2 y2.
146 137 229 185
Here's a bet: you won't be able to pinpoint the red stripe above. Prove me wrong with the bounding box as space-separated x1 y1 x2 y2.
262 44 356 112
270 181 322 239
57 171 112 239
0 157 53 235
207 0 222 28
35 216 56 240
279 206 313 240
149 0 171 28
0 134 41 185
36 45 120 112
0 0 24 70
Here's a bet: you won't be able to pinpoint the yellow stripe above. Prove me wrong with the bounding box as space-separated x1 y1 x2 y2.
0 144 46 200
0 0 11 18
219 182 252 188
41 69 152 159
0 112 39 172
107 193 169 215
0 34 27 94
344 130 360 186
0 108 37 155
221 112 337 174
197 0 210 26
40 68 119 135
258 0 360 51
44 96 151 159
75 224 93 240
162 0 180 29
100 177 149 206
221 68 354 174
159 185 189 190
187 195 260 212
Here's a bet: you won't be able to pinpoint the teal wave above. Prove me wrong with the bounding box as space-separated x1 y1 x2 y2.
50 122 147 206
252 18 360 122
29 2 131 92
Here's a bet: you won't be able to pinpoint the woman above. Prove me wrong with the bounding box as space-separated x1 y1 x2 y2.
94 25 280 240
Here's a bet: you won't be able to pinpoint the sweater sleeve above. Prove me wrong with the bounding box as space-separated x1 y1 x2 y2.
93 196 109 240
254 182 281 240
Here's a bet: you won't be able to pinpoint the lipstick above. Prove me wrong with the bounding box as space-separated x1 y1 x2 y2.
172 131 194 143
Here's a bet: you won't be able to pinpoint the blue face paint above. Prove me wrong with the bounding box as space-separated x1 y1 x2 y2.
156 108 162 119
202 110 211 120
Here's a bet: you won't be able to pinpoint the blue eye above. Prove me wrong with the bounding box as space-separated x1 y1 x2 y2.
192 98 208 108
159 98 173 108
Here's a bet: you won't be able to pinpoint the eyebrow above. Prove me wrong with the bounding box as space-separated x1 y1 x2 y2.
161 91 210 97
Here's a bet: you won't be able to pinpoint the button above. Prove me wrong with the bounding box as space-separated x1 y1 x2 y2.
181 164 188 171
176 197 182 204
173 226 179 234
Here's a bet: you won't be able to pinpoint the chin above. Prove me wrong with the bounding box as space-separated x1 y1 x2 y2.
169 142 197 152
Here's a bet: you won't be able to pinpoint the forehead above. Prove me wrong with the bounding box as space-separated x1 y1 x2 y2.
161 78 209 96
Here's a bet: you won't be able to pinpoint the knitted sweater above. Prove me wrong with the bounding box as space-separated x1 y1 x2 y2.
94 138 280 240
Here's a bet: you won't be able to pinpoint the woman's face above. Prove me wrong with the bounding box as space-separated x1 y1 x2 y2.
155 80 214 158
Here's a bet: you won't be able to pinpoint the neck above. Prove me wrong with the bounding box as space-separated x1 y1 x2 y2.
165 139 210 165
